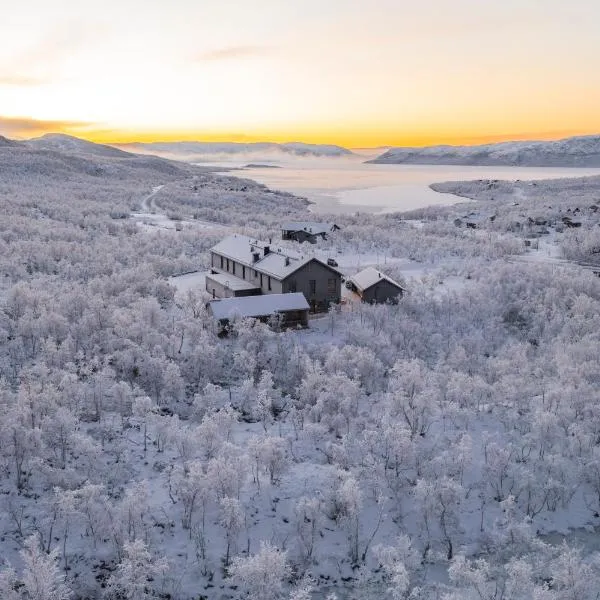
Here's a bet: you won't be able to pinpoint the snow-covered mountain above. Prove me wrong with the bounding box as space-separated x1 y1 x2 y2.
26 133 135 159
117 140 354 162
0 135 18 147
369 134 600 167
2 134 208 183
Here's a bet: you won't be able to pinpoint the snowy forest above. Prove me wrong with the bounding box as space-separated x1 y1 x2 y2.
3 138 600 599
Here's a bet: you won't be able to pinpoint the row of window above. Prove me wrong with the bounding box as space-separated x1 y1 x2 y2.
216 254 271 290
308 279 336 295
215 254 337 296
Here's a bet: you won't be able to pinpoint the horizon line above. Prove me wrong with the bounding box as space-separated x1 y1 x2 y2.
5 128 600 150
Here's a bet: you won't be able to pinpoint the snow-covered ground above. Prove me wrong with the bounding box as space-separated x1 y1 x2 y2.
4 137 600 599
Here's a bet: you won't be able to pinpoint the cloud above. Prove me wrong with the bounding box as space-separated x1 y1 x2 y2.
0 22 107 87
0 75 50 86
194 45 271 62
0 116 95 139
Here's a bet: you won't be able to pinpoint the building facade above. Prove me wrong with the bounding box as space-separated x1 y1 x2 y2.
208 234 342 312
349 267 405 304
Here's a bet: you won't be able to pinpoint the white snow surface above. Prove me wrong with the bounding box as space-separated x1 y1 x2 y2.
208 292 309 319
5 135 600 599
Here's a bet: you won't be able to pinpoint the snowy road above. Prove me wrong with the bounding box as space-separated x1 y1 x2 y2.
139 185 164 213
131 183 229 232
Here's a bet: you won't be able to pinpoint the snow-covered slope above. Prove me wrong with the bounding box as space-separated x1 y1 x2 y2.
369 134 600 167
2 135 209 183
26 133 135 159
117 140 354 161
0 135 18 147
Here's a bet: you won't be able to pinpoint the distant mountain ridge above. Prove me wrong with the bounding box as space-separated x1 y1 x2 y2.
117 141 354 159
26 133 135 158
369 135 600 167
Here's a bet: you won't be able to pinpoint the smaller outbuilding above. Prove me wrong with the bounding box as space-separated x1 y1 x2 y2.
208 292 310 331
206 271 260 298
281 222 339 244
349 267 406 304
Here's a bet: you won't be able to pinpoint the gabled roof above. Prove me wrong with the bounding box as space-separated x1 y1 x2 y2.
350 267 406 293
211 234 342 280
209 293 309 320
281 222 337 235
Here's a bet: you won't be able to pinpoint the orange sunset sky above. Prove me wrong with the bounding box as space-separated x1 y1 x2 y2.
1 0 599 148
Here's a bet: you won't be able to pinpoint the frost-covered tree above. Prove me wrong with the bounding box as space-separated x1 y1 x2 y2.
229 541 291 600
104 538 169 600
220 497 245 567
20 535 72 600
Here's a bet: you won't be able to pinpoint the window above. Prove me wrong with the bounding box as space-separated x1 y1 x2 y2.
309 280 316 295
268 276 272 291
242 266 246 279
260 273 263 288
226 258 230 272
289 279 297 292
220 256 224 269
232 262 236 276
327 278 336 295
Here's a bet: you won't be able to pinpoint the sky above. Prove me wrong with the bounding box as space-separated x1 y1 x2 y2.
1 0 600 148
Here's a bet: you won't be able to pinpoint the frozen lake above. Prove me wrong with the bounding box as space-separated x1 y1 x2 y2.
215 157 600 214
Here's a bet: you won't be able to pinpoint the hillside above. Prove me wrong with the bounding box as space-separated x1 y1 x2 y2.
369 134 600 167
26 133 136 159
4 135 600 598
2 139 206 182
0 135 18 147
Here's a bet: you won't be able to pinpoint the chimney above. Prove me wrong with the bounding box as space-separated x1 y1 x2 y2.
285 257 290 266
253 252 260 263
264 246 270 256
269 237 272 244
379 272 381 278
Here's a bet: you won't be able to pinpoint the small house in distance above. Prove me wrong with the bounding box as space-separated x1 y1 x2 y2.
281 222 339 244
208 293 309 331
349 267 406 304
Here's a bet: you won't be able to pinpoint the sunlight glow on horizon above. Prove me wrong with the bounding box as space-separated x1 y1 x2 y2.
1 0 600 148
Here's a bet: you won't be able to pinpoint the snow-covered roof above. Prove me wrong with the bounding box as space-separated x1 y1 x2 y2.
211 234 339 280
209 293 309 320
205 272 260 292
350 267 405 293
281 222 337 235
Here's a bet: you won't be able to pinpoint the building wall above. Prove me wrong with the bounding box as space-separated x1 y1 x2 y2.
292 231 317 244
206 275 232 299
361 279 403 304
282 230 326 244
283 260 341 312
214 308 308 333
210 251 284 296
205 275 259 299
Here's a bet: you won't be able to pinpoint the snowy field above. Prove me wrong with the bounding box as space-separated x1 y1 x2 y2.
3 138 600 599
